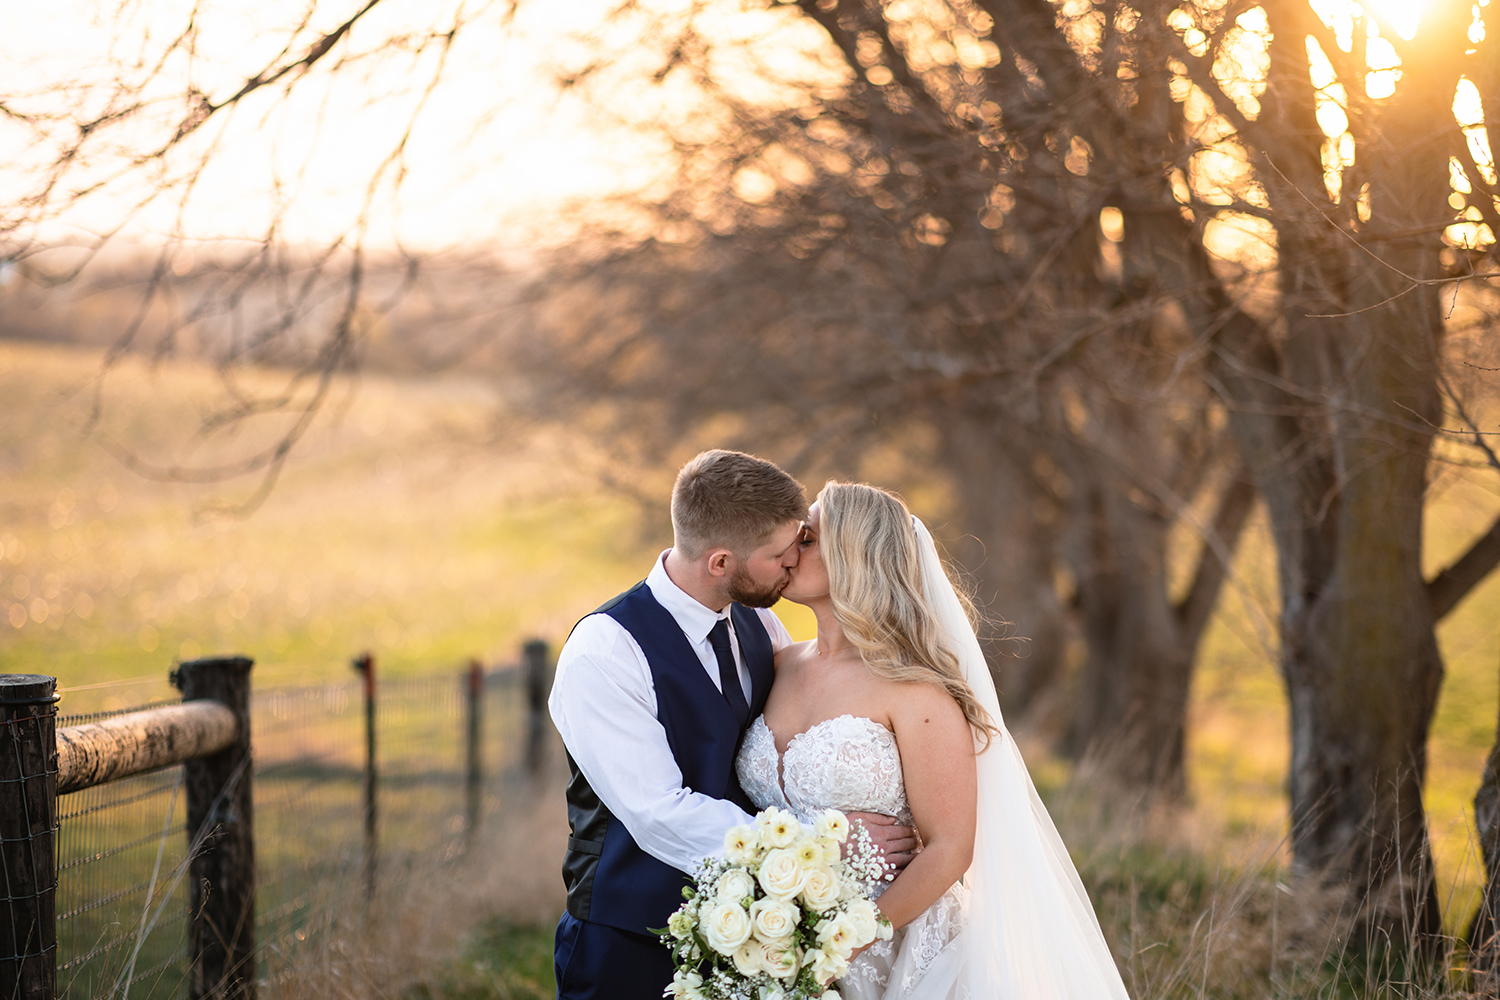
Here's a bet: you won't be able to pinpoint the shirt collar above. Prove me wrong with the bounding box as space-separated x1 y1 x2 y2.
646 550 730 643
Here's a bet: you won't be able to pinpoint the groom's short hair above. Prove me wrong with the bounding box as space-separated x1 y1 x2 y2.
672 450 807 557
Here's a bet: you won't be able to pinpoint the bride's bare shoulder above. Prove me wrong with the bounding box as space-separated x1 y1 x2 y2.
884 674 968 729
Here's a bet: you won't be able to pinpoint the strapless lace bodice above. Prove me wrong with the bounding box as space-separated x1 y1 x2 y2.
736 714 912 826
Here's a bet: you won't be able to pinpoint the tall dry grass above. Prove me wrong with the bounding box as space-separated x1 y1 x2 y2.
262 758 1492 1000
261 756 568 1000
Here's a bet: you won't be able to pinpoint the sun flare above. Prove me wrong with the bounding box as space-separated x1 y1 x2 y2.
1360 0 1424 41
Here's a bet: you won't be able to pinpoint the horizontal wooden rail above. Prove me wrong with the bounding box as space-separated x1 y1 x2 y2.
56 702 237 795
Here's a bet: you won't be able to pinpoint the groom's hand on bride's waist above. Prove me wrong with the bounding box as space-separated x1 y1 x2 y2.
846 812 919 871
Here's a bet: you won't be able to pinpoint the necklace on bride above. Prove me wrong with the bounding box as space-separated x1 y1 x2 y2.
816 642 854 656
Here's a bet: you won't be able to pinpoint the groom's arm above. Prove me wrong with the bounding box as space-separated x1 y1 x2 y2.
550 613 754 873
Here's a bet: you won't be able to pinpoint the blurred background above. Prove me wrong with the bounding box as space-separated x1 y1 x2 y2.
1 0 1498 996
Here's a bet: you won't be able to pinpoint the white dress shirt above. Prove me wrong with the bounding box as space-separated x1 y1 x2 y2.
549 552 794 873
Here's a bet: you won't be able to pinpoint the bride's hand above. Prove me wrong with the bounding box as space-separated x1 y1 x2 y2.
845 811 920 871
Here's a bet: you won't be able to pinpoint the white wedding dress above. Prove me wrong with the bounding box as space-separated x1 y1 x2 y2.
736 713 968 999
732 518 1133 1000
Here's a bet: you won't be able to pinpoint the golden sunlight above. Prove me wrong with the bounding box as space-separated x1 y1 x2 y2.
1359 0 1423 40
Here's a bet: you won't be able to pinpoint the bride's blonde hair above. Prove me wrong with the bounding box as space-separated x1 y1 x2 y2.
819 482 999 747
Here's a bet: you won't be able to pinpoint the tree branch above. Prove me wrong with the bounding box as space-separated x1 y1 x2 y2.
1174 460 1257 644
166 0 389 150
1430 513 1500 620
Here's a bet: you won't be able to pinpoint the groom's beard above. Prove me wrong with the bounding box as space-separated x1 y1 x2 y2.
726 567 787 609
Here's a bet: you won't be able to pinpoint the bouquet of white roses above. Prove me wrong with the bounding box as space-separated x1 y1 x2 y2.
654 806 895 1000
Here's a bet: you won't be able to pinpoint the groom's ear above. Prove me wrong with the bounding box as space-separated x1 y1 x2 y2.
704 548 734 578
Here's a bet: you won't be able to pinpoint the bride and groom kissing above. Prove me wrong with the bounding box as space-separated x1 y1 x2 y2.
549 450 1131 999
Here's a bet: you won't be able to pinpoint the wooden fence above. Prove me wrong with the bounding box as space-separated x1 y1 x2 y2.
0 644 551 1000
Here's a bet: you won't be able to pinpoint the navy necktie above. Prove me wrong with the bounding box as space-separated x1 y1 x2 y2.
708 618 750 727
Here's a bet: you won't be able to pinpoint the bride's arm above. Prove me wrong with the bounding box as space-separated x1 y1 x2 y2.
870 681 977 930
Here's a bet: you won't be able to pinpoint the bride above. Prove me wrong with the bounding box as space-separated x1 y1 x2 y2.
735 482 1132 999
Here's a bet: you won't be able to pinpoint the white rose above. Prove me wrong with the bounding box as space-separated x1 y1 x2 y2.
762 987 787 1000
815 809 850 843
668 969 706 999
702 900 753 955
667 908 696 940
808 946 851 986
732 939 761 977
818 837 842 866
716 867 757 903
815 913 860 957
749 896 800 941
843 899 879 944
756 807 800 849
724 825 760 865
820 991 842 1000
876 914 894 941
758 939 801 980
757 848 809 900
800 867 841 913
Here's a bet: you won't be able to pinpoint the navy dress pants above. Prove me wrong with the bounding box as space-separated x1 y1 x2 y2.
554 911 674 1000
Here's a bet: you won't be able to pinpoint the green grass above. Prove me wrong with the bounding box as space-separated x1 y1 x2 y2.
406 920 555 1000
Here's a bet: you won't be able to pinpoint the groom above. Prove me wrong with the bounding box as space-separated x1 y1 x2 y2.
549 450 916 1000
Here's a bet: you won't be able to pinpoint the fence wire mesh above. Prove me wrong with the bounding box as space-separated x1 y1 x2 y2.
29 659 537 1000
55 753 190 1000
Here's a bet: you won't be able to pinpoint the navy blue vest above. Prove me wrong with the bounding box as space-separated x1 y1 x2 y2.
561 582 775 933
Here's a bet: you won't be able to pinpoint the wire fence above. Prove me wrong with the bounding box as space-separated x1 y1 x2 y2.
15 646 549 1000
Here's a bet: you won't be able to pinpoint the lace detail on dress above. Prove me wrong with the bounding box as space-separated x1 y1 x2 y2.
734 715 791 815
898 883 968 991
737 714 911 826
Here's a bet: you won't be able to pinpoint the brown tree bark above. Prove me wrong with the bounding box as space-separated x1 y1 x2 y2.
1057 420 1256 794
1175 0 1476 943
1470 682 1500 983
938 418 1068 720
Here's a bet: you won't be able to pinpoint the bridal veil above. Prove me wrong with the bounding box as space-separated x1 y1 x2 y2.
911 517 1131 1000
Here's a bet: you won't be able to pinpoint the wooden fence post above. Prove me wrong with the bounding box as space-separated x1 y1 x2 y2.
171 656 255 1000
464 660 483 849
352 653 377 908
0 674 58 1000
523 640 550 777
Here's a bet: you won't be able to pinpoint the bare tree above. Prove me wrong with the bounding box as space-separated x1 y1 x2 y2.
510 0 1258 804
0 0 516 509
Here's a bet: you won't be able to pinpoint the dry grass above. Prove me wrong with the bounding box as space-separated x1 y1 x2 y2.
259 745 569 1000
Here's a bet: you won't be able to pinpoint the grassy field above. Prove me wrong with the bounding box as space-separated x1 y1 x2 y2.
0 338 661 704
5 336 1500 994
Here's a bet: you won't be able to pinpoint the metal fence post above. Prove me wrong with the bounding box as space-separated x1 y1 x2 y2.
352 653 377 908
523 640 550 777
0 674 58 1000
170 656 255 1000
464 660 483 849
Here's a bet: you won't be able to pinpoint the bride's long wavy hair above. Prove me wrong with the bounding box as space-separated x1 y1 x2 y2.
819 481 999 747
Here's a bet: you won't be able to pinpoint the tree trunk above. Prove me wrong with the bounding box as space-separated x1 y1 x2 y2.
1470 679 1500 984
1063 466 1194 793
939 418 1068 720
1121 0 1469 943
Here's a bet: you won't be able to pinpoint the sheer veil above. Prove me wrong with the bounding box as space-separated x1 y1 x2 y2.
911 517 1131 999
